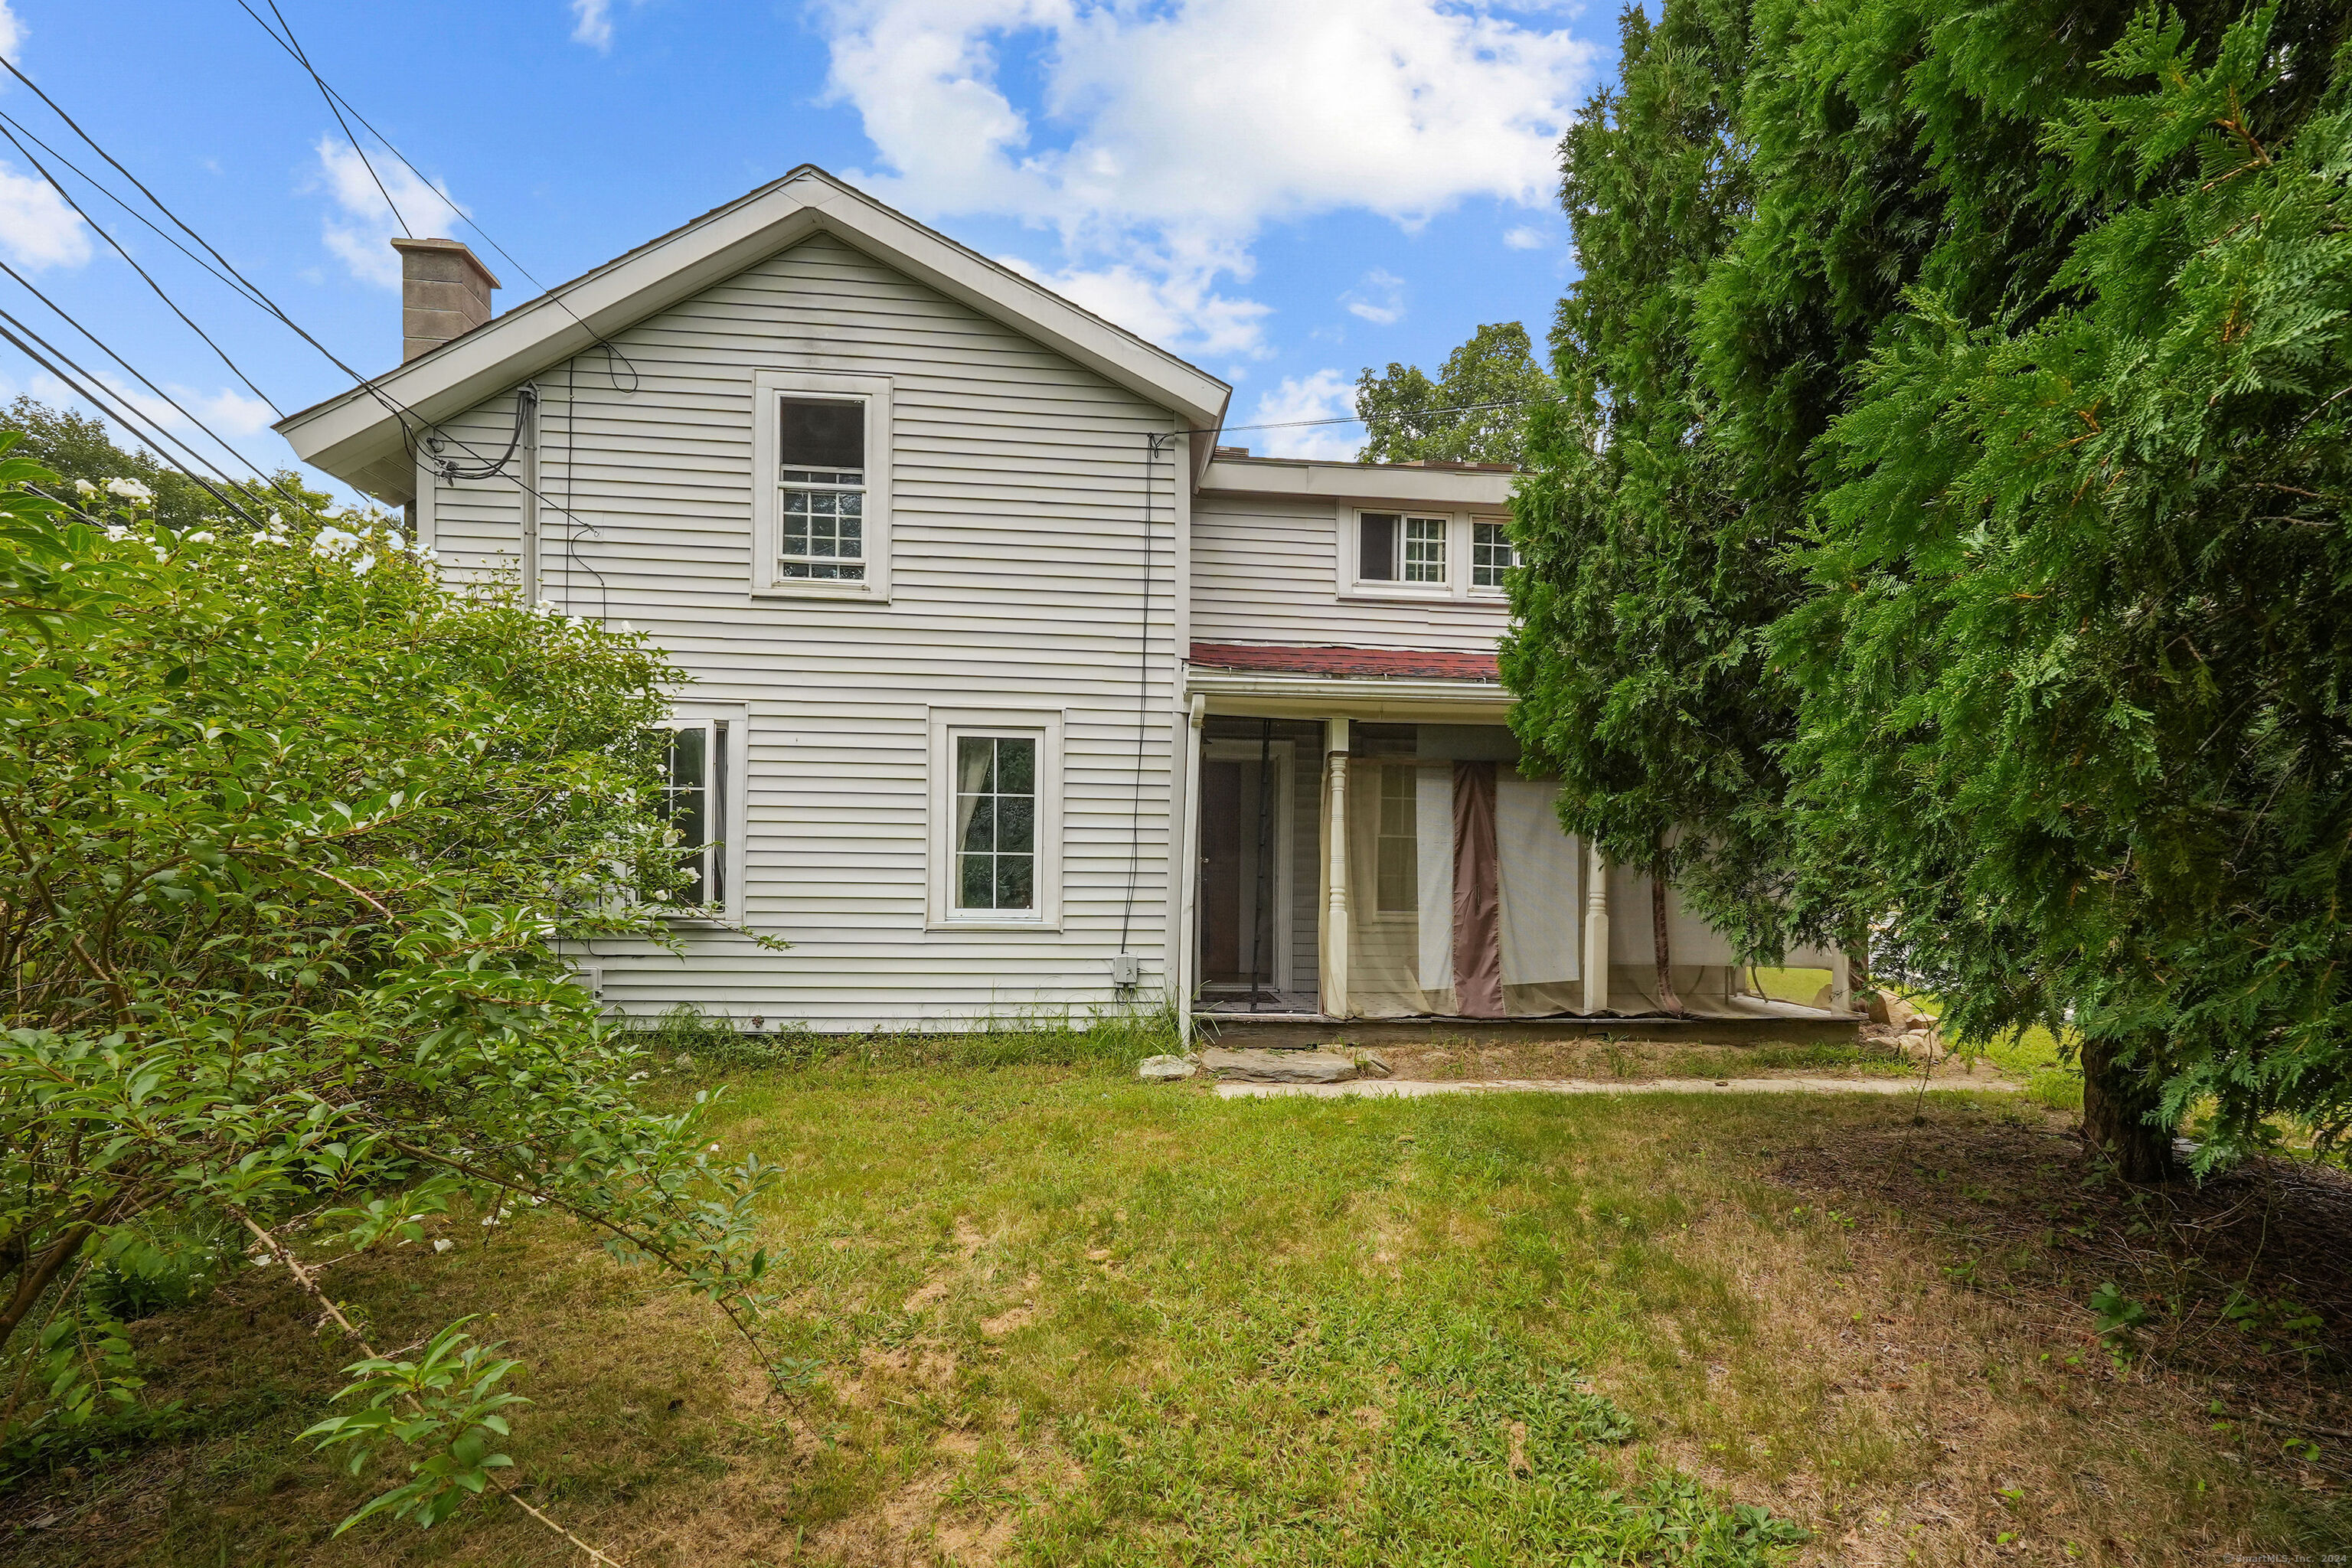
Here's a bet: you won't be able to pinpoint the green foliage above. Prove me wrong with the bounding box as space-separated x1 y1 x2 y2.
1772 4 2352 1165
2 397 223 534
0 444 785 1535
1504 0 1809 962
301 1321 527 1534
2090 1280 2152 1363
1357 322 1558 466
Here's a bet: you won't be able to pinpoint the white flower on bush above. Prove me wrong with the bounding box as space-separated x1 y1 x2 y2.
73 479 98 499
351 550 377 576
102 524 129 541
312 525 363 557
183 531 214 545
103 477 154 503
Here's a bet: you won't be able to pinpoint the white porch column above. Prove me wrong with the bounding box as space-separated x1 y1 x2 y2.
1829 949 1851 1015
1322 718 1351 1018
1177 693 1206 1047
1581 839 1610 1014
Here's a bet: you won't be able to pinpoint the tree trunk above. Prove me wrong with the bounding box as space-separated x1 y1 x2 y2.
1651 856 1684 1017
2080 1035 2173 1183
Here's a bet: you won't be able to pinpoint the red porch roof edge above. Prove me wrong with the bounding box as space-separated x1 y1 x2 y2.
1188 642 1502 683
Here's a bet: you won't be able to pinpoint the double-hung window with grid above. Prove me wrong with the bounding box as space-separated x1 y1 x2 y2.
1472 519 1513 589
777 397 865 580
954 734 1037 913
1357 511 1452 586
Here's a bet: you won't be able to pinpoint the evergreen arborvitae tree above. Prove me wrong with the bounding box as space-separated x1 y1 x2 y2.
1503 0 1807 1008
1772 6 2352 1174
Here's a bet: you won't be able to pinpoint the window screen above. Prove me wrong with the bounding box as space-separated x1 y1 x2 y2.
779 398 864 479
954 734 1037 911
1374 765 1416 913
1358 512 1397 581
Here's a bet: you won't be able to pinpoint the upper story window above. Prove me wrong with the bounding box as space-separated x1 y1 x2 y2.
779 399 865 581
1471 519 1513 590
751 370 893 600
1357 511 1452 587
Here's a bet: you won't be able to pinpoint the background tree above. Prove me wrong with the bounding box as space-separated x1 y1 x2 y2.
2 397 227 533
1357 322 1557 466
1501 0 1805 1011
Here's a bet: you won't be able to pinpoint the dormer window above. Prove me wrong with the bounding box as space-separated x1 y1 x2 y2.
1357 511 1450 586
779 398 865 580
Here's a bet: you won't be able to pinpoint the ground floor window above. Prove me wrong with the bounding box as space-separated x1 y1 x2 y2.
929 707 1064 929
649 705 746 916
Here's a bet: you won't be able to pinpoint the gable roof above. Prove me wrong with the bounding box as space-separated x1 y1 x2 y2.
274 166 1233 502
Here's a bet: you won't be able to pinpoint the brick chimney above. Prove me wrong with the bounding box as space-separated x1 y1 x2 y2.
390 237 500 361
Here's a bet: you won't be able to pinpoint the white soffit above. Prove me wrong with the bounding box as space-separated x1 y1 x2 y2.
275 166 1232 503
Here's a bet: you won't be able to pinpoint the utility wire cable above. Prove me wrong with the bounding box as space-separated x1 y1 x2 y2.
0 247 314 491
229 0 641 394
0 111 282 414
0 255 305 499
263 0 411 239
0 107 276 316
0 310 263 527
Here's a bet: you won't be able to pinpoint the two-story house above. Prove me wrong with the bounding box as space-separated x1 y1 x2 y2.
276 168 1844 1038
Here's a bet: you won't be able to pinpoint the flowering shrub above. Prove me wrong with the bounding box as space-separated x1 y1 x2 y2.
0 439 783 1540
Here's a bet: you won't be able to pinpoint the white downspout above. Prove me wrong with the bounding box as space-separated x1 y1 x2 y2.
1178 691 1206 1047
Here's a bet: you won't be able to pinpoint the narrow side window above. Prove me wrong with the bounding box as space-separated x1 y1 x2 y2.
1472 519 1513 588
655 720 728 910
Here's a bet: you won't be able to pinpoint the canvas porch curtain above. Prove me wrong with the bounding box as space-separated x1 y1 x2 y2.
1341 760 1584 1019
1333 761 1835 1019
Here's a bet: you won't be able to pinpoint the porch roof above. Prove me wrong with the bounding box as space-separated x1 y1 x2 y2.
1188 642 1502 683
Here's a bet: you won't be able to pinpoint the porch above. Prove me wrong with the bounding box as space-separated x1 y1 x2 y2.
1177 645 1854 1045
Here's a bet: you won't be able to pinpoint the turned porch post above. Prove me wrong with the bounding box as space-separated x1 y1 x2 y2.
1323 718 1351 1018
1581 838 1610 1014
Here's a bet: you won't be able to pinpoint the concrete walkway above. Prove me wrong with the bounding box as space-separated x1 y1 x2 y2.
1214 1074 2021 1100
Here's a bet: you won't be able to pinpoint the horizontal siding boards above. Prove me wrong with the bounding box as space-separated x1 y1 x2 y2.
433 233 1179 1030
1190 495 1512 653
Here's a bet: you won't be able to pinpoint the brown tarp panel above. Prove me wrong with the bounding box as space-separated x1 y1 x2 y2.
1450 760 1504 1018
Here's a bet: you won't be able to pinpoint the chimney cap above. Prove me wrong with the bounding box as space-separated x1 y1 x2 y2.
389 235 501 291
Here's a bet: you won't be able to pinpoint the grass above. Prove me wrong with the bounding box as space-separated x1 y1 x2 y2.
5 1055 2345 1566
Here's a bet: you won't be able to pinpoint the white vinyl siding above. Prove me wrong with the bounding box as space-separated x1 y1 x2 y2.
1190 495 1513 653
422 234 1178 1029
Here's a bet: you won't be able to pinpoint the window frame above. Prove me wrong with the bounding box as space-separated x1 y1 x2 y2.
649 702 749 922
1369 761 1419 920
1468 515 1514 596
1342 508 1525 603
927 707 1064 931
750 369 893 602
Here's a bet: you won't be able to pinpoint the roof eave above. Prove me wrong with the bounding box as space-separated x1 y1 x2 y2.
277 168 1231 503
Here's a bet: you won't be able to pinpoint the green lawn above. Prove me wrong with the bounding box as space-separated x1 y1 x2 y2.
5 1056 2341 1566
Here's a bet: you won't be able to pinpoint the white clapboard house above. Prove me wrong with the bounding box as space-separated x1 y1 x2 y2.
277 168 1845 1037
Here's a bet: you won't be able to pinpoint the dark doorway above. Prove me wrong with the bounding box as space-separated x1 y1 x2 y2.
1198 748 1286 995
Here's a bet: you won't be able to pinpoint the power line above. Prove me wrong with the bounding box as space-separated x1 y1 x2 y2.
0 309 263 527
0 113 281 414
263 0 411 240
229 0 640 394
1202 397 1536 439
0 254 311 504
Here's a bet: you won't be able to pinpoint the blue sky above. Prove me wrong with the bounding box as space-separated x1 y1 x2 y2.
0 1 1612 495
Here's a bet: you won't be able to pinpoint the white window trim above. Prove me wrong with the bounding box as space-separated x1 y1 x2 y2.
1468 514 1515 599
750 368 893 602
927 707 1064 932
1338 508 1505 604
654 701 749 923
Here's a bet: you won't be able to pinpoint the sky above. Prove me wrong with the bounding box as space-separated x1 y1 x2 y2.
0 0 1612 497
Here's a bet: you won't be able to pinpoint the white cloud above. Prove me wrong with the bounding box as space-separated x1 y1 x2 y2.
0 161 89 271
105 377 276 444
1502 224 1545 250
570 0 653 51
0 2 23 60
1243 368 1359 461
1341 268 1406 325
812 0 1595 356
313 139 466 288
